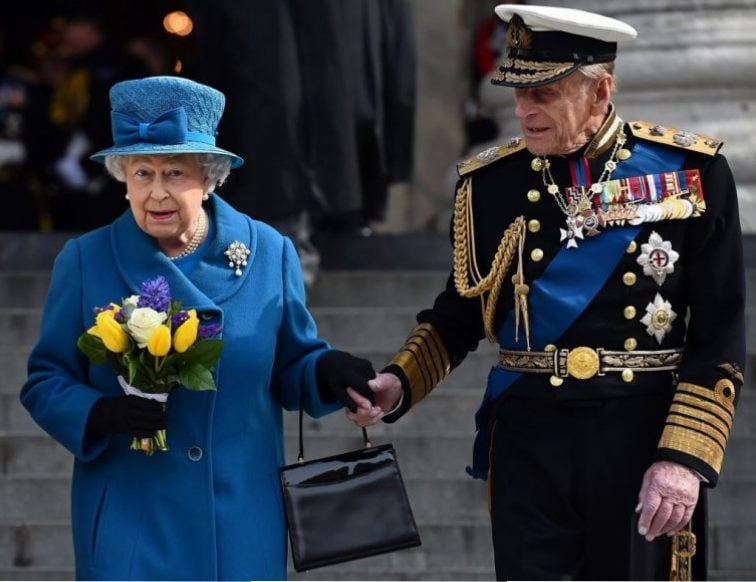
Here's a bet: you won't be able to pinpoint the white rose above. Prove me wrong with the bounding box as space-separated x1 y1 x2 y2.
123 295 141 307
127 307 168 348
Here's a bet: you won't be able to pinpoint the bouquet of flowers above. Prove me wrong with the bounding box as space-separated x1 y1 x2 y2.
77 276 224 455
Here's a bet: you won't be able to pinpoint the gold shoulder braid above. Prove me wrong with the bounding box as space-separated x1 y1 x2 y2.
453 176 527 344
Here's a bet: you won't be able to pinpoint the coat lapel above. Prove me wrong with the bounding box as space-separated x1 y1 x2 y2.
110 194 257 311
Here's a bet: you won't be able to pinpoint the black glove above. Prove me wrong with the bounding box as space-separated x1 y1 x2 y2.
316 350 377 412
86 395 167 439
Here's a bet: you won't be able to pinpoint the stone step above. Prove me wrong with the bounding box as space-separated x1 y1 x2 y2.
0 567 74 581
710 523 756 571
0 309 41 347
308 270 447 308
290 566 495 581
0 473 489 524
0 346 31 395
0 519 493 573
0 344 495 395
0 521 72 570
0 272 51 309
0 270 452 310
1 432 477 479
5 407 755 480
0 476 70 521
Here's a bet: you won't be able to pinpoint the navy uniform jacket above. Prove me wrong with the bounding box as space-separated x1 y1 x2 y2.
384 111 745 486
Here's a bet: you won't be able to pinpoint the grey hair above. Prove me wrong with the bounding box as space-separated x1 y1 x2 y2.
579 62 615 79
103 153 233 193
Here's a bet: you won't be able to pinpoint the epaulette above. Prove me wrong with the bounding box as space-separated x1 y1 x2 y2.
628 120 723 156
457 137 527 177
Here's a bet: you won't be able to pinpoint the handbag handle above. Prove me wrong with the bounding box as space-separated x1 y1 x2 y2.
297 408 371 463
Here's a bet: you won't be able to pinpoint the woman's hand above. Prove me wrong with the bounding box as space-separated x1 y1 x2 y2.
345 373 403 427
636 460 700 541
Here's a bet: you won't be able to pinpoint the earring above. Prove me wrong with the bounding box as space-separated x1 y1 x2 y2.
202 193 209 201
124 193 130 200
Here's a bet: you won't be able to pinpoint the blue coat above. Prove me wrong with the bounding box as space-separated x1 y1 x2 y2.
21 195 340 580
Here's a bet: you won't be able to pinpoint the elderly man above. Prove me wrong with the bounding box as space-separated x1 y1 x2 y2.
348 4 745 580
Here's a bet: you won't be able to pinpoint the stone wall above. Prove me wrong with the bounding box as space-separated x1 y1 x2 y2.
381 0 756 233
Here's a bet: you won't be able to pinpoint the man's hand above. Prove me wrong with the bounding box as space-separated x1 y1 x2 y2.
346 372 403 427
636 460 700 541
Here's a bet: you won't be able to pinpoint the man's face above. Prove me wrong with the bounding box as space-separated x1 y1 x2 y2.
514 72 600 156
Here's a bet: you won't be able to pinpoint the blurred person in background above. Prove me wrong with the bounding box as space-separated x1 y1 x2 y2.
184 0 416 286
46 11 147 230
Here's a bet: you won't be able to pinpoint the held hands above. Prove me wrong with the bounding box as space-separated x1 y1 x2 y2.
636 460 700 541
346 373 404 427
86 395 166 439
316 350 381 418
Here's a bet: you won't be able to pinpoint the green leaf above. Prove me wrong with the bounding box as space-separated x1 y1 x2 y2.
179 364 217 391
77 333 107 365
178 339 224 369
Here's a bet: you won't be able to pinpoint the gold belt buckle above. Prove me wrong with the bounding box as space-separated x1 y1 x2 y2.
565 346 601 379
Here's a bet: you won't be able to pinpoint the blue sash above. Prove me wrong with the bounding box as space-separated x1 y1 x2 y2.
467 141 686 479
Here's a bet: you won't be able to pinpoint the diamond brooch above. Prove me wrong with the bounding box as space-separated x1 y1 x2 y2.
224 241 251 277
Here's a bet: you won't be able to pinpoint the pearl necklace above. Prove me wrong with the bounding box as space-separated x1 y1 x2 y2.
535 128 628 248
168 209 207 261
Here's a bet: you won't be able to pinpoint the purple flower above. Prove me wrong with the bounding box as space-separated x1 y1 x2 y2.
113 308 127 323
93 304 113 314
138 276 171 314
198 323 222 340
171 311 189 329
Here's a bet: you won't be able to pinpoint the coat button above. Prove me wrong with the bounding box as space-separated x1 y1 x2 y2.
528 219 541 233
527 189 541 203
622 272 637 286
188 446 203 461
626 241 638 254
624 338 638 351
624 306 637 320
530 248 544 262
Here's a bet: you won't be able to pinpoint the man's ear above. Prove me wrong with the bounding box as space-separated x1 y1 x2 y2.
591 74 614 115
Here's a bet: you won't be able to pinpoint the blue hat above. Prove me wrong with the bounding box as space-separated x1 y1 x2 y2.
90 76 244 168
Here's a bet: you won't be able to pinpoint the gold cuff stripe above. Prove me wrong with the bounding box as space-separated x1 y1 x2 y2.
669 403 731 439
404 340 438 388
658 424 725 474
670 395 733 431
666 413 728 449
390 324 451 407
676 382 735 416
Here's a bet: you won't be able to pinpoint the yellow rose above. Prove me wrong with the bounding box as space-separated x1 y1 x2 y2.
127 307 168 348
147 325 171 357
96 311 129 353
173 311 199 353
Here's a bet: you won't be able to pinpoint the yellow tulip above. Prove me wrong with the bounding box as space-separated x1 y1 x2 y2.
96 311 129 353
87 325 101 338
173 314 199 353
147 325 172 357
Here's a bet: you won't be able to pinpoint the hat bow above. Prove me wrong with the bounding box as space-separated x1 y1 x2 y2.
111 107 215 147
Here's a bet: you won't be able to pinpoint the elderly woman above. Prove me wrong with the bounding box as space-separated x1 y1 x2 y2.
20 76 381 581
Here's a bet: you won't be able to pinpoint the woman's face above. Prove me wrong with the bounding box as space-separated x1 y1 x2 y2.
124 154 209 253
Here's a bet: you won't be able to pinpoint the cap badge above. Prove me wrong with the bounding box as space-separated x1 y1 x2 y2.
506 14 533 50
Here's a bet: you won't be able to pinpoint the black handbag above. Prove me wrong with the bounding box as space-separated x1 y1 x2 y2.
279 409 421 572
